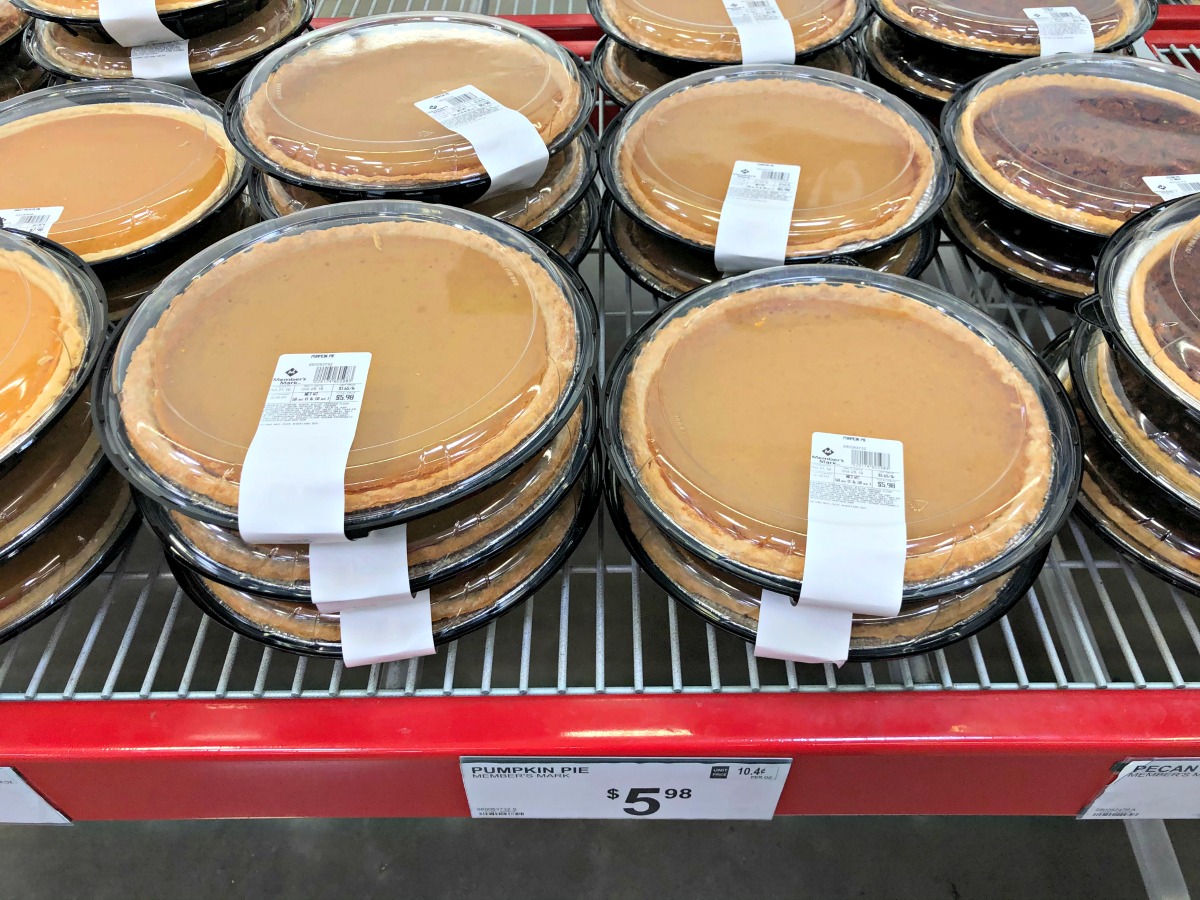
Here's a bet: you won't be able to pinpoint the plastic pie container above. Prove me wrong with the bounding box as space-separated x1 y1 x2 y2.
10 0 271 41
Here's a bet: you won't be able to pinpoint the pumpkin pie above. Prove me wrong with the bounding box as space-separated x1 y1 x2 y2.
112 209 590 525
28 0 311 86
940 177 1099 303
0 234 103 463
606 69 944 258
614 483 1034 657
0 468 136 643
603 196 936 299
231 14 587 193
175 468 596 654
1073 323 1200 513
873 0 1148 55
952 58 1200 236
0 86 243 263
253 128 597 235
591 0 863 63
592 33 861 107
153 398 593 596
613 271 1065 592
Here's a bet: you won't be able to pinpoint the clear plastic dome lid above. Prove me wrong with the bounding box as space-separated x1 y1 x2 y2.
172 461 600 654
946 55 1200 238
27 0 311 79
609 477 1042 659
589 0 866 64
1071 321 1200 519
1098 193 1200 420
0 0 27 46
144 391 597 599
940 176 1099 303
0 386 103 560
228 13 592 197
0 468 137 644
99 201 597 534
861 15 996 102
601 66 950 260
250 128 598 235
870 0 1154 55
0 80 246 264
0 230 105 469
603 195 937 299
605 265 1079 598
592 33 863 107
537 186 601 269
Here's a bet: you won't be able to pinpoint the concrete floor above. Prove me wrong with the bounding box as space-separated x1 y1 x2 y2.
1 816 1196 898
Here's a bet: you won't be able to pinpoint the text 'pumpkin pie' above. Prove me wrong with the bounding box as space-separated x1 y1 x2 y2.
104 202 595 531
0 82 243 264
607 266 1077 597
1099 192 1200 420
948 56 1200 237
0 230 104 467
589 0 864 64
228 13 589 195
602 67 948 259
871 0 1150 55
171 464 598 655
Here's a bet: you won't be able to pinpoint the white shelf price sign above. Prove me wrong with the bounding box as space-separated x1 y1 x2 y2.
1081 759 1200 819
461 757 791 819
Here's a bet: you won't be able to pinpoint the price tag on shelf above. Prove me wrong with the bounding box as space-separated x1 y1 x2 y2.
1081 759 1200 819
0 768 69 825
1023 7 1095 55
1143 174 1200 201
460 757 790 819
0 206 63 237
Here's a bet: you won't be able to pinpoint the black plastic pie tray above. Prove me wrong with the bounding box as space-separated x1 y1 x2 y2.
535 185 601 269
604 469 1048 660
10 0 270 42
169 455 601 658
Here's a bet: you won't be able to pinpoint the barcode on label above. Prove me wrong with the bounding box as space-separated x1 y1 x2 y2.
747 0 775 8
0 206 64 237
313 365 356 384
1143 174 1200 200
850 449 891 469
10 213 51 230
442 92 480 106
760 170 791 182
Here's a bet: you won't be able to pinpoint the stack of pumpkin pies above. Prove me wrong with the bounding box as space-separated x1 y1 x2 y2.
230 13 600 268
862 0 1153 124
1061 195 1200 595
590 0 867 108
23 0 314 101
604 265 1080 658
600 65 949 297
0 80 251 320
942 55 1200 306
0 230 138 645
95 202 601 658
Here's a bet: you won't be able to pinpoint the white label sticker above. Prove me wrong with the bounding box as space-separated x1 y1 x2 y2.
0 206 64 237
1023 7 1096 55
98 0 180 47
461 758 791 820
721 0 795 63
130 39 198 90
1081 760 1200 819
238 352 372 545
309 523 436 666
755 589 852 665
1143 174 1200 201
0 768 70 825
802 433 906 616
713 161 800 274
415 85 549 199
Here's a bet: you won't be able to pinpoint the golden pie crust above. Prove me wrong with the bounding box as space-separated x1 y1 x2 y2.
597 0 860 61
620 283 1053 584
240 26 583 189
0 103 239 262
168 403 586 586
617 77 936 256
959 74 1200 236
876 0 1138 54
0 247 87 456
205 479 581 644
1127 228 1200 408
120 219 578 513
